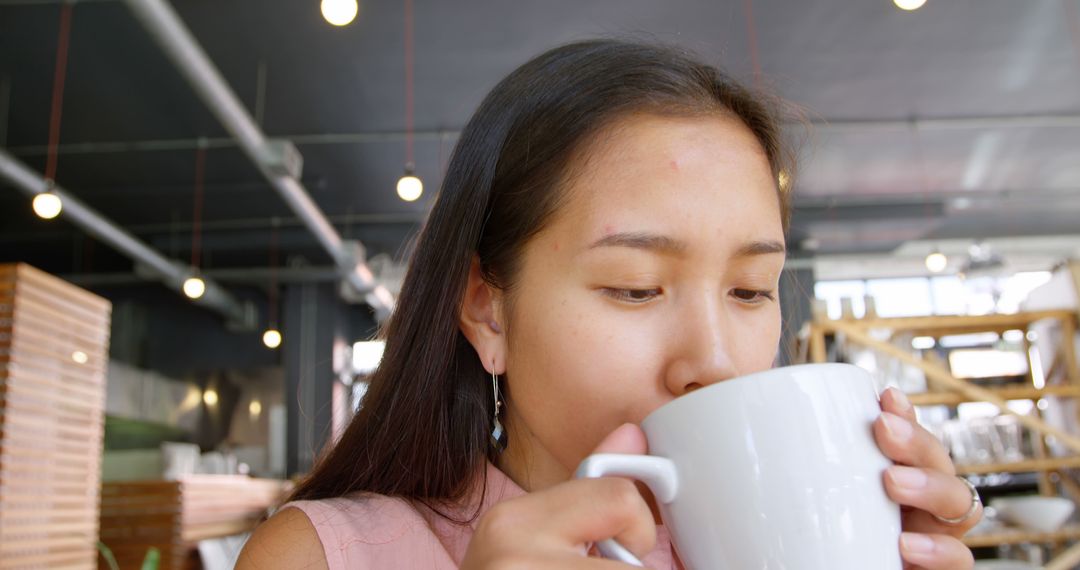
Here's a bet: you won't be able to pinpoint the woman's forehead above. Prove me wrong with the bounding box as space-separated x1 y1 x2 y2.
544 114 782 248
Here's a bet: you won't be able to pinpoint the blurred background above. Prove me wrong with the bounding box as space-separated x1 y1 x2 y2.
1 0 1079 568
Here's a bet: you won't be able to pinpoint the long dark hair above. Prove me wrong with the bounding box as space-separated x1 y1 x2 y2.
287 39 795 519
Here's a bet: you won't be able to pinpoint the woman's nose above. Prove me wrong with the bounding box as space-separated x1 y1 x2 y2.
663 296 739 396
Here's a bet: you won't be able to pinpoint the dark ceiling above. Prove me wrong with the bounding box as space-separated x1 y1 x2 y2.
2 0 1079 281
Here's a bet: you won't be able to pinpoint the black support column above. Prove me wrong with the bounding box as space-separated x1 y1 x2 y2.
283 282 340 477
778 266 815 366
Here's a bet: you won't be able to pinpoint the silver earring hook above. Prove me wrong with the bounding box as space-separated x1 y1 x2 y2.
492 367 503 416
490 362 507 453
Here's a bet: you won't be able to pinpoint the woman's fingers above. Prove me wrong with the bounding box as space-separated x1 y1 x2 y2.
471 476 656 565
545 477 658 557
899 532 974 570
881 387 918 423
874 411 956 475
885 465 982 535
463 423 657 569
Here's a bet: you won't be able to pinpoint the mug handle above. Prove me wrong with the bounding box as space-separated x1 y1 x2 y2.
574 453 680 567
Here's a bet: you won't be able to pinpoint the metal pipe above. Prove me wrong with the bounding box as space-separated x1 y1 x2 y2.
0 148 250 324
124 0 392 317
63 266 343 286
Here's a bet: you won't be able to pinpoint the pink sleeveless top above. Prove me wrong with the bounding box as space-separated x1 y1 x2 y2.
282 462 679 569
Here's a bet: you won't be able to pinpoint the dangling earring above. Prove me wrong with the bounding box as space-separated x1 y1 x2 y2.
490 367 508 453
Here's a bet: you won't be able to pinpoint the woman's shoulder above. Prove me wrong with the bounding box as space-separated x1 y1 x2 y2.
237 493 437 570
236 505 328 570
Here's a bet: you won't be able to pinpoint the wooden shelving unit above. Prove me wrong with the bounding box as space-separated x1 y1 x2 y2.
909 385 1080 406
99 476 291 570
801 301 1080 566
964 525 1080 549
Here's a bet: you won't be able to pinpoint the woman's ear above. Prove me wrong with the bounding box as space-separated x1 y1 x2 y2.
458 256 506 374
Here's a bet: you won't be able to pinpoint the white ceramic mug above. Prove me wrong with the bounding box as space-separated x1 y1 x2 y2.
575 363 901 569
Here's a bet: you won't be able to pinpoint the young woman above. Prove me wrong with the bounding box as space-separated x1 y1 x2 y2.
238 40 980 569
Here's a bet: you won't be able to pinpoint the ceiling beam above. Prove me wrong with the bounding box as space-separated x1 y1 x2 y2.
124 0 394 320
0 148 253 326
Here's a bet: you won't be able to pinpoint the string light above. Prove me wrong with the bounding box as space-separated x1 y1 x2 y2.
71 350 88 364
925 249 948 273
397 167 423 202
263 220 282 350
321 0 358 26
33 191 63 219
894 0 927 10
203 388 218 406
397 0 421 202
249 399 262 418
262 329 282 349
183 276 206 299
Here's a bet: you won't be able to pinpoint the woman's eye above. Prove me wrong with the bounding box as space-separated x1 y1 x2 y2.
731 289 776 303
602 288 662 304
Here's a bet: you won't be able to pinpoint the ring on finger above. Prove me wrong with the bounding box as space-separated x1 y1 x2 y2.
933 476 981 525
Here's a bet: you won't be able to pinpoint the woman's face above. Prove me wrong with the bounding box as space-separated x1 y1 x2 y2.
499 113 787 490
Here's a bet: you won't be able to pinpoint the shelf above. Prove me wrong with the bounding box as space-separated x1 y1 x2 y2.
965 524 1080 548
816 310 1077 336
909 385 1080 406
956 456 1080 475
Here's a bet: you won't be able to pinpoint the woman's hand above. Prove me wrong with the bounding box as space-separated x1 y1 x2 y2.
876 387 980 570
461 424 655 569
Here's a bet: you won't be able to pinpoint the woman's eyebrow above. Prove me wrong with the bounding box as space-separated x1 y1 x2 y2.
586 232 687 256
584 233 786 258
734 240 786 258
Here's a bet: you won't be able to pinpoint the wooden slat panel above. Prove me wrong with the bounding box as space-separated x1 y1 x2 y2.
1 297 110 345
0 426 104 455
0 373 107 412
0 361 106 402
0 300 109 349
0 506 99 519
0 264 107 570
0 285 110 334
0 533 96 554
0 393 102 426
2 344 107 389
0 548 95 569
0 270 111 324
0 519 98 535
4 326 108 377
0 312 109 351
1 443 103 469
2 263 111 313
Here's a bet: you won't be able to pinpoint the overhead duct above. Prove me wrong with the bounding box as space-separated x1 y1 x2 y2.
124 0 394 321
0 148 253 327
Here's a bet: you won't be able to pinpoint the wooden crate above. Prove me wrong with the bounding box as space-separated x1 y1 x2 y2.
0 263 111 570
99 476 290 570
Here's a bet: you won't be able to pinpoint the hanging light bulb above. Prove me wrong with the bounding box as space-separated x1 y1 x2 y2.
321 0 358 26
32 191 63 219
925 249 948 273
262 328 282 349
183 276 206 299
203 388 218 406
397 165 423 202
894 0 927 10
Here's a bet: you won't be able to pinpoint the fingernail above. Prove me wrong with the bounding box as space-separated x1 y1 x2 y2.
890 388 912 413
888 466 927 489
901 532 935 555
883 413 913 441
